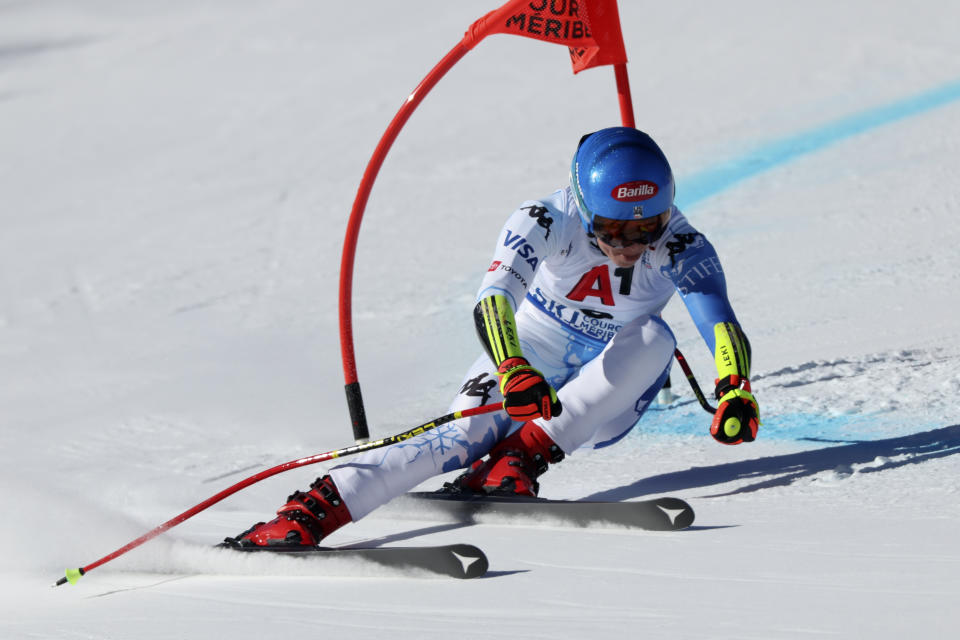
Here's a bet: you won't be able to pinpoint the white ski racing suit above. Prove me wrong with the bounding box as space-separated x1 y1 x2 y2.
331 186 743 519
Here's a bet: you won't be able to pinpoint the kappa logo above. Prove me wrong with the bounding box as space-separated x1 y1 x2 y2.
612 181 658 202
460 373 496 405
666 232 702 267
521 204 554 240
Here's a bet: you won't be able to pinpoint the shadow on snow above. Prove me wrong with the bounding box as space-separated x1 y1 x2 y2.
585 424 960 501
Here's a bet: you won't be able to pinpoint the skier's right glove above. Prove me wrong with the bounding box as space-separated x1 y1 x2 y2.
496 357 562 422
474 294 561 422
710 375 759 445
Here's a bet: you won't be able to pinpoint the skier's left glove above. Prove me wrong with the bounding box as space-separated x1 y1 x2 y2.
710 375 759 445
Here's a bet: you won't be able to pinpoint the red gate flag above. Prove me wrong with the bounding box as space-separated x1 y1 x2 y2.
464 0 627 74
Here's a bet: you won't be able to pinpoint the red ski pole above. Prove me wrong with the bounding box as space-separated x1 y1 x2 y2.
54 401 504 587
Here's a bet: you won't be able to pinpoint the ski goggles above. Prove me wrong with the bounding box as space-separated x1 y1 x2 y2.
591 209 670 247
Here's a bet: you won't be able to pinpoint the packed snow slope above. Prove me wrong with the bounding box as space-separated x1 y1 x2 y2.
2 1 959 638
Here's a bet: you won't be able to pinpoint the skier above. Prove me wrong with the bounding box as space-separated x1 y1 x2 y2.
223 127 760 549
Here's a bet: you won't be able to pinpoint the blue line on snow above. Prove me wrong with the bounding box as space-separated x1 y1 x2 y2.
675 78 960 210
639 404 914 443
646 80 960 443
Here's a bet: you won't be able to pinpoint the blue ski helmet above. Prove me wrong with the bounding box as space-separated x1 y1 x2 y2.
570 127 675 233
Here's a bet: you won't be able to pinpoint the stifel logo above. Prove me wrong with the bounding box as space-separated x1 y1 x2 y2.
612 181 658 202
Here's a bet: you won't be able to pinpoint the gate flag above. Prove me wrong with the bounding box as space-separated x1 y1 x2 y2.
463 0 628 73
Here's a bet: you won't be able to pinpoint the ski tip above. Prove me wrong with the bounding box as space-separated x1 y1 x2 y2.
55 567 85 587
654 497 695 530
446 544 489 579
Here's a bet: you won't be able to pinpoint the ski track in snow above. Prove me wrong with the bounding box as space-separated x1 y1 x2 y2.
2 1 960 639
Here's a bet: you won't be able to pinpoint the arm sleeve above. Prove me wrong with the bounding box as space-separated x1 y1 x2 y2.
475 200 560 309
655 220 751 376
473 294 524 367
473 199 562 365
664 233 737 353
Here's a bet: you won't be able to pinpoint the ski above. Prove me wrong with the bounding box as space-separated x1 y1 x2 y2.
226 543 489 579
405 493 694 531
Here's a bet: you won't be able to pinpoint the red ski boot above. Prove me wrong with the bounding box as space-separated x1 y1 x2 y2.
449 422 565 496
221 475 352 549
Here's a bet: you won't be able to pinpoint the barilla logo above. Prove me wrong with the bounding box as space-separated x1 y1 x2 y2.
612 181 658 202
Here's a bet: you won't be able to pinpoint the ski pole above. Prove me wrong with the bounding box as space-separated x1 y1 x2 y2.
673 348 717 415
54 401 504 587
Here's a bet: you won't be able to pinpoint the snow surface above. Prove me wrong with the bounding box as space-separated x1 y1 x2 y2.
2 1 960 638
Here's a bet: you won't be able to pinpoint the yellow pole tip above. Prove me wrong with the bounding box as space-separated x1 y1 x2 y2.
65 568 84 585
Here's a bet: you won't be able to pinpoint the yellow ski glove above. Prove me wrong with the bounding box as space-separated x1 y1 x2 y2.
710 322 760 444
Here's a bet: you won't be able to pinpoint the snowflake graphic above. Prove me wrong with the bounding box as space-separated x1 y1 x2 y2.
414 423 464 456
335 412 511 475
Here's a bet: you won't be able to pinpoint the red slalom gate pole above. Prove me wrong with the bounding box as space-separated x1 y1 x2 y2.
55 401 504 587
614 62 635 128
339 41 471 444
